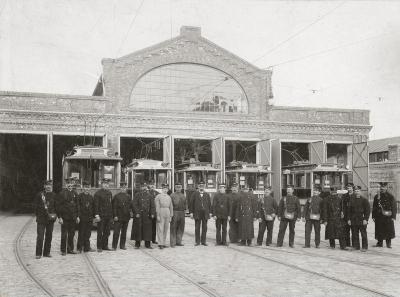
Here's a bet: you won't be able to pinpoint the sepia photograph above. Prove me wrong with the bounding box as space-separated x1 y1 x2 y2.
0 0 399 296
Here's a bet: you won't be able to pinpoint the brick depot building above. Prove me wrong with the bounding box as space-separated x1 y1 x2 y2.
0 26 371 210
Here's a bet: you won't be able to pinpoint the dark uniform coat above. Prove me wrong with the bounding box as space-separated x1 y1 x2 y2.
341 193 353 221
303 195 323 220
235 192 257 240
277 195 301 220
348 195 370 226
56 189 79 222
77 193 94 222
257 195 278 220
372 192 396 240
229 192 240 220
323 194 345 239
212 193 230 219
112 192 132 222
93 189 113 219
131 190 156 241
189 191 212 219
35 191 57 224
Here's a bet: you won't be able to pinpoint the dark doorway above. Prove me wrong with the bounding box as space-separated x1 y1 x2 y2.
281 142 310 166
53 135 102 193
120 137 164 168
0 133 47 211
225 140 256 165
174 138 212 166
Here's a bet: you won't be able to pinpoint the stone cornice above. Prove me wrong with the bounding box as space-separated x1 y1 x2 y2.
0 109 371 138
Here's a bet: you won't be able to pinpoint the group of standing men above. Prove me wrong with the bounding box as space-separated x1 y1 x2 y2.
35 177 397 258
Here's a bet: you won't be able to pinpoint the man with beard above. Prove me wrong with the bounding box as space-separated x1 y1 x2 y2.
235 187 257 246
77 181 95 253
131 183 156 248
372 182 397 248
257 186 278 246
94 178 113 252
228 183 240 243
56 178 80 255
277 185 301 248
342 183 354 247
212 184 230 246
323 187 347 250
348 186 370 252
35 180 57 259
112 181 132 250
189 181 212 246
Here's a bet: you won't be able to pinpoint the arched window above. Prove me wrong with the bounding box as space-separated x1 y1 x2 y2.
129 63 248 113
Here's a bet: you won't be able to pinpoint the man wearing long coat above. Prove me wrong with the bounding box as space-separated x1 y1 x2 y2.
323 190 347 249
94 179 113 252
372 182 397 248
228 183 240 243
131 183 156 248
235 187 257 246
341 183 354 247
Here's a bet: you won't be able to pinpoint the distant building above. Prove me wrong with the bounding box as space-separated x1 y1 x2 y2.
369 136 400 201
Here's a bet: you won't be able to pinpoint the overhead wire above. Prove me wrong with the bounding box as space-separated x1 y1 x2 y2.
115 0 145 57
251 1 346 63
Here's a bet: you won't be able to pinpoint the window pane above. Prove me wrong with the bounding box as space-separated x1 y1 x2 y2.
130 63 248 113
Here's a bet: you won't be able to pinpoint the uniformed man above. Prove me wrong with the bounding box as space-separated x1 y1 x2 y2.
235 186 257 246
155 183 173 249
257 186 278 246
372 182 397 248
56 178 80 255
342 183 354 247
94 178 113 252
189 181 212 246
35 180 57 259
323 187 347 249
77 181 94 253
212 184 230 246
112 181 132 250
348 186 370 251
170 182 186 247
228 183 240 243
131 183 156 248
148 182 159 244
277 185 301 248
302 186 324 248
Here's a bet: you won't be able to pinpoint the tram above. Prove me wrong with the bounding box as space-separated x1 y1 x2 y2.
225 161 272 196
62 145 122 193
125 159 172 195
282 162 352 204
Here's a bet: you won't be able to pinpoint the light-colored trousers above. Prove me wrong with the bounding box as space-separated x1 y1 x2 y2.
157 208 171 246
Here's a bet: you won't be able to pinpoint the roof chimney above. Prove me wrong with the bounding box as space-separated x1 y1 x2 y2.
180 26 201 39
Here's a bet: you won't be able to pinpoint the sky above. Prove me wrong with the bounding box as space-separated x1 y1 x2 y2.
1 0 400 140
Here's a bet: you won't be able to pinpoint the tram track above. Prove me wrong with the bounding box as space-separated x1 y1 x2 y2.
183 229 396 297
128 241 222 297
82 252 116 297
14 216 57 297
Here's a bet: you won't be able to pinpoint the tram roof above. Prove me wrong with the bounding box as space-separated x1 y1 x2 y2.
282 163 351 173
126 159 171 171
225 162 271 173
64 146 122 161
175 162 220 172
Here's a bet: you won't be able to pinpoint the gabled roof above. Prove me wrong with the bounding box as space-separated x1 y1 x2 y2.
369 136 400 153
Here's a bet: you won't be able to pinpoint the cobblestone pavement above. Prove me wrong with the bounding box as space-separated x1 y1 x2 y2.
0 215 48 297
1 213 399 297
